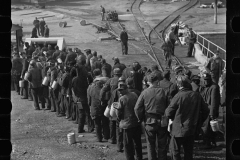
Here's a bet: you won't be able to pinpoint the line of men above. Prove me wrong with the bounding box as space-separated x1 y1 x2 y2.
11 43 226 160
32 17 49 38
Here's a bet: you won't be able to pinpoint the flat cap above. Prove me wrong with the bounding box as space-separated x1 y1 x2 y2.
126 77 134 85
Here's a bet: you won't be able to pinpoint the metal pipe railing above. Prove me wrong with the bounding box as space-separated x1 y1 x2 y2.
193 31 226 63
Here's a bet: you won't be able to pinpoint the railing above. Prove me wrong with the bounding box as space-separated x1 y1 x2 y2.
193 31 226 63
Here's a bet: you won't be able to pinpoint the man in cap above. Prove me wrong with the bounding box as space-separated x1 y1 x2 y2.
187 28 196 57
115 83 143 160
100 68 123 144
85 49 93 71
100 5 106 21
12 51 23 95
16 24 24 46
135 72 168 160
90 51 98 69
151 64 163 81
58 48 67 64
44 25 50 38
21 53 31 99
52 46 61 61
205 50 225 84
31 26 38 38
120 27 128 55
112 57 126 74
199 73 221 149
165 75 209 160
39 18 46 37
159 70 178 105
126 77 141 96
166 25 182 56
101 59 112 78
190 74 201 92
25 60 45 110
65 48 77 65
33 17 40 36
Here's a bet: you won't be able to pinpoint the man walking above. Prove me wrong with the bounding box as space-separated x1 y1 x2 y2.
135 72 168 160
120 27 128 55
165 75 209 160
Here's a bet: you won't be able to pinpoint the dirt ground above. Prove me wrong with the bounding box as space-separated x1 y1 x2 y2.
11 0 226 159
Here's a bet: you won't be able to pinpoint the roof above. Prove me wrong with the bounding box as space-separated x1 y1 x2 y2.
11 24 23 32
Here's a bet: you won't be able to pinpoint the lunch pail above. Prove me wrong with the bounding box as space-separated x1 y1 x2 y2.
42 76 49 86
51 80 58 90
104 106 111 118
67 132 76 144
19 80 25 88
24 72 30 81
210 120 220 132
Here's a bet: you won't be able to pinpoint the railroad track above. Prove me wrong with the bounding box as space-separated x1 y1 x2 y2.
107 0 199 72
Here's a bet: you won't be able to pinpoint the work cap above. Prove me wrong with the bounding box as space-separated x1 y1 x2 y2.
126 77 134 85
148 72 158 83
93 69 101 76
118 77 126 83
113 68 122 75
117 82 127 91
174 65 183 73
190 75 200 81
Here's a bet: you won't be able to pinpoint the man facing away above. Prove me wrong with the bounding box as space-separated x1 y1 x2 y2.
165 75 209 160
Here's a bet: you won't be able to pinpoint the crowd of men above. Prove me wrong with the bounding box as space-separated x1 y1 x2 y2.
11 42 226 160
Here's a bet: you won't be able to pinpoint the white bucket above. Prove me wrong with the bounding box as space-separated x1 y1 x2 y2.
19 80 25 88
110 102 118 120
24 72 30 81
210 120 220 132
67 132 76 144
51 80 58 90
104 106 110 118
42 76 49 86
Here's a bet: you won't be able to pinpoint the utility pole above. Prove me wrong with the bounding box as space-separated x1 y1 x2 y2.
214 0 218 24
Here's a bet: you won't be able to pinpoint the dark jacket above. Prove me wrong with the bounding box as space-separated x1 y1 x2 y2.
122 67 143 92
100 76 120 102
21 58 29 78
102 62 112 78
58 51 67 63
159 78 178 104
191 82 200 92
71 66 89 102
199 83 220 118
65 52 77 65
152 70 163 81
44 28 49 37
134 85 167 124
52 50 61 60
128 88 141 97
39 20 46 28
32 27 37 36
120 31 128 43
12 56 23 75
47 67 58 86
165 88 209 137
117 92 140 129
87 81 104 118
112 62 126 73
26 65 42 88
60 72 70 95
91 60 102 72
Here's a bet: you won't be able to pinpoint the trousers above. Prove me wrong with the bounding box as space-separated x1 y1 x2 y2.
116 119 123 150
121 41 128 55
110 120 117 142
42 86 51 109
22 80 29 98
93 115 105 141
78 102 94 132
169 135 194 160
31 87 45 109
60 94 68 115
187 42 194 57
123 125 143 160
144 123 168 160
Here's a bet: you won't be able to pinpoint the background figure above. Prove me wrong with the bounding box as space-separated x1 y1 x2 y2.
33 17 40 36
40 18 46 37
44 25 50 38
120 27 128 55
100 5 105 21
187 28 196 57
31 26 38 38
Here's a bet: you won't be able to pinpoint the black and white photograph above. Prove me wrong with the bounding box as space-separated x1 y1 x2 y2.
11 0 226 159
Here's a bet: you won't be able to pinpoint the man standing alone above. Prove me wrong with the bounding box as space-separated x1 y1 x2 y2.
100 5 105 21
120 27 128 55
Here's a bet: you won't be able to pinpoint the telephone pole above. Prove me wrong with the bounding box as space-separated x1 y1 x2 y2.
214 0 218 24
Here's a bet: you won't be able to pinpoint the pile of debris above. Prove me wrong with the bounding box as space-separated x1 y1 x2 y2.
199 1 225 8
106 10 118 21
